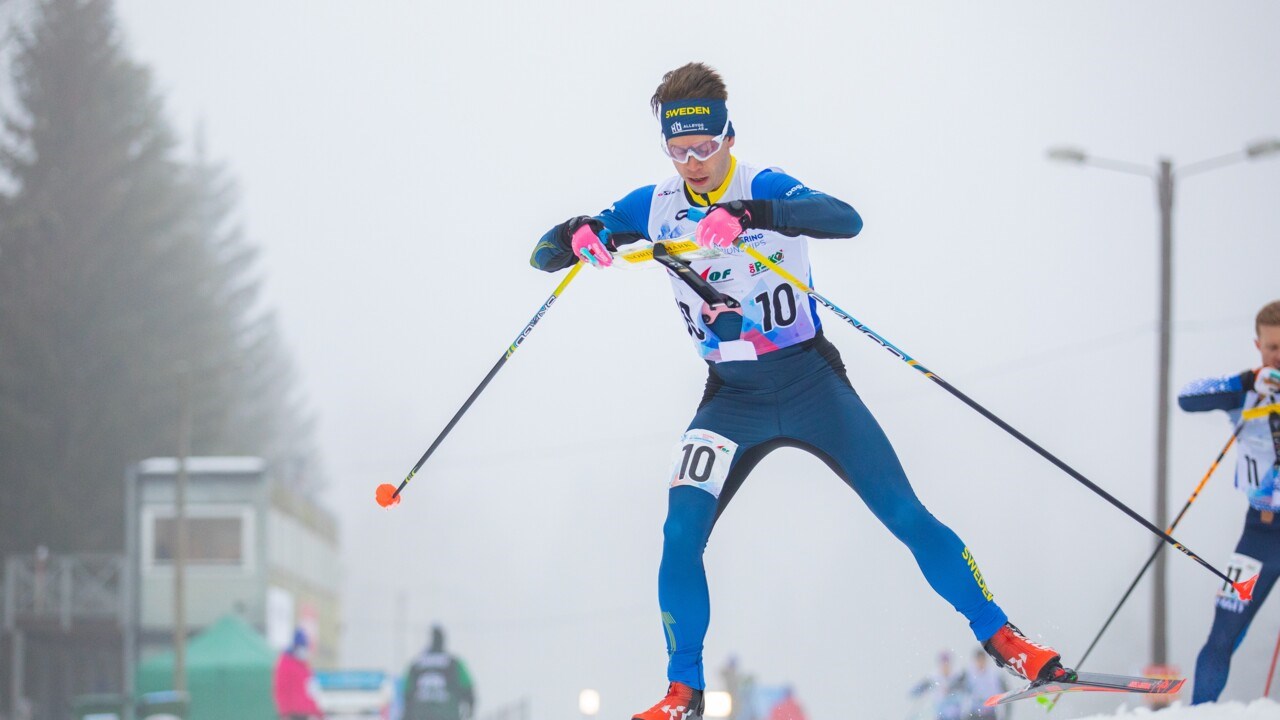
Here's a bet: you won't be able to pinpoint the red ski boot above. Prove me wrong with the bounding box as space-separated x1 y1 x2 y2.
631 682 704 720
983 622 1064 682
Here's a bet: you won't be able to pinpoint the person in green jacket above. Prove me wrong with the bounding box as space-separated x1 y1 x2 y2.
402 625 475 720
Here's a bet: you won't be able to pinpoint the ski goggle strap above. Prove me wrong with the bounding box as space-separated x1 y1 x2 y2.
660 98 733 141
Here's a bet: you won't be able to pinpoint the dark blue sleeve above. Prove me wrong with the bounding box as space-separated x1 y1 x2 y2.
1177 371 1255 413
529 226 575 271
596 185 653 244
748 170 863 239
529 185 654 272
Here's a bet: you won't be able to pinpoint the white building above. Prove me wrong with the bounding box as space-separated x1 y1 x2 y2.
125 457 341 677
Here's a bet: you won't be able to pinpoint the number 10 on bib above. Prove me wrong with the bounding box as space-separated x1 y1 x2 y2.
669 429 738 499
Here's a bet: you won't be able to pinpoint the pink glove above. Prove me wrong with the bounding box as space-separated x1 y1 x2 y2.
695 205 750 249
570 223 612 268
1256 367 1280 396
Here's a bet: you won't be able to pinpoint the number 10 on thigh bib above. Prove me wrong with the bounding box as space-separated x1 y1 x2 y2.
670 429 738 499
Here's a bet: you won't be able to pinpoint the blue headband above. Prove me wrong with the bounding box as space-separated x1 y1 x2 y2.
660 98 734 140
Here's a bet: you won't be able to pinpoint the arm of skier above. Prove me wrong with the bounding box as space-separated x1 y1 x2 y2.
750 170 863 238
693 170 861 247
529 185 653 272
1177 370 1257 413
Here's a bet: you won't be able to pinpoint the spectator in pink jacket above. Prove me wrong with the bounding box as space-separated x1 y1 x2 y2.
766 687 807 720
274 628 325 720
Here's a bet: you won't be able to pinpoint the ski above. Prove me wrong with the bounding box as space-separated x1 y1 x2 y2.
984 670 1185 707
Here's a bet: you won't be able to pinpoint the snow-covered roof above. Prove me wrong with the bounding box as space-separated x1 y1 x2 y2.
136 456 266 475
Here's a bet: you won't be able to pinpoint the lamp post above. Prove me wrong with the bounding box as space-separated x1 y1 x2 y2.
1047 138 1280 666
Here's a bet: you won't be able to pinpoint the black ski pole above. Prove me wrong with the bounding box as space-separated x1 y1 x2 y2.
1043 397 1262 711
722 231 1257 598
377 263 585 506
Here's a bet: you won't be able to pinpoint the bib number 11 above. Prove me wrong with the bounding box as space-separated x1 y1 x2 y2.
1218 553 1262 600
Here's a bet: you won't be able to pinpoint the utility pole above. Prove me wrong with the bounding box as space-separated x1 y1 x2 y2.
173 367 191 692
1152 158 1174 664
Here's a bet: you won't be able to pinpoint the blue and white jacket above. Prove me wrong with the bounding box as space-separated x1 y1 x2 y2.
531 157 862 362
1179 369 1280 511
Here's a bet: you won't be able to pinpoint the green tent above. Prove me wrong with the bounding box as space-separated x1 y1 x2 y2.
136 615 277 720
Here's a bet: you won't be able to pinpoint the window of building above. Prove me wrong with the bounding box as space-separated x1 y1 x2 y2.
152 517 243 564
142 505 254 571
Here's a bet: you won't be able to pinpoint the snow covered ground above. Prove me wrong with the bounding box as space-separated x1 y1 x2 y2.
1073 700 1279 719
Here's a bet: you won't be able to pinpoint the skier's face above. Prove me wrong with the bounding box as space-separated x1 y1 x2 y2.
1257 324 1280 369
669 134 735 195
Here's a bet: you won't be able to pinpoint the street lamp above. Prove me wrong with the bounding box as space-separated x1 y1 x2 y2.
1047 138 1280 667
1246 139 1280 158
578 688 600 717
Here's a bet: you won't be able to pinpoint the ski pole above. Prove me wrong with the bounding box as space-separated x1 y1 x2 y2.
376 262 585 507
1042 399 1261 712
691 218 1256 597
1266 627 1280 697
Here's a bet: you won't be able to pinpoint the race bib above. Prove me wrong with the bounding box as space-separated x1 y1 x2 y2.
1235 444 1280 511
669 429 738 498
414 671 450 702
1233 400 1280 510
1217 552 1263 601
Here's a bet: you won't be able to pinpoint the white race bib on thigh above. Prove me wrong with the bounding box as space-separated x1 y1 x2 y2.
1217 552 1262 602
669 429 738 499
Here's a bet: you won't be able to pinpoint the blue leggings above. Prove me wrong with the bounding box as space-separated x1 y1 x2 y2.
659 335 1008 689
1191 508 1280 704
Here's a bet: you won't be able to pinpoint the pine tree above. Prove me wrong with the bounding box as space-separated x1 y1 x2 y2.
179 135 320 486
0 0 317 554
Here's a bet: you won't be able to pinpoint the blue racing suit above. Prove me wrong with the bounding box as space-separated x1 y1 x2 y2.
1178 370 1280 704
533 158 1008 689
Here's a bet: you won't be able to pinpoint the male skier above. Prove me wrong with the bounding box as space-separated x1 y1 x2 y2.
1178 300 1280 704
530 63 1063 720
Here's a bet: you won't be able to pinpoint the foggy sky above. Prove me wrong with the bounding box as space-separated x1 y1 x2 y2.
112 2 1280 717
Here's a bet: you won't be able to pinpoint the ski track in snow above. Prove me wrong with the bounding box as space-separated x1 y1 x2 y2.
1073 699 1279 719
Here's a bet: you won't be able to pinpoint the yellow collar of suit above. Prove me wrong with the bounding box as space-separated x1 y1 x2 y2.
686 156 736 207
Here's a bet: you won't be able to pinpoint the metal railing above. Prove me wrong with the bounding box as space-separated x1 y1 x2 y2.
3 553 127 630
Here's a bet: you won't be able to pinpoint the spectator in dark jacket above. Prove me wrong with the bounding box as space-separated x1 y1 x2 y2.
403 625 475 720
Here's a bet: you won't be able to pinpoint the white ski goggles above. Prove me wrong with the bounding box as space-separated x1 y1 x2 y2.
661 118 731 164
